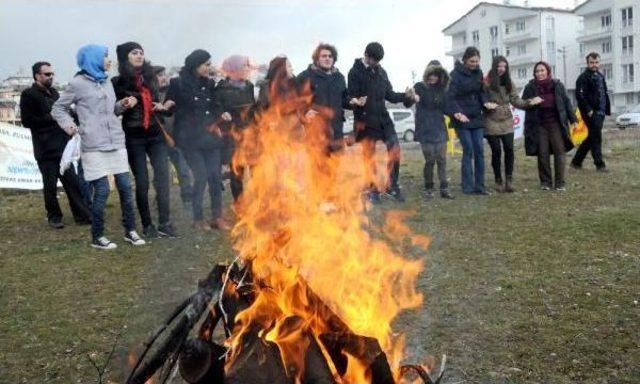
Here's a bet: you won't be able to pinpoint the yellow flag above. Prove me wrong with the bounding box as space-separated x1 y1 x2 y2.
571 109 589 145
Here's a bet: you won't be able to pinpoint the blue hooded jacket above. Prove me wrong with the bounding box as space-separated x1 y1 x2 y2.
76 44 108 83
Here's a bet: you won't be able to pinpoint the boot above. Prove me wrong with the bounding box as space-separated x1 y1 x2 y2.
505 177 515 193
494 180 504 193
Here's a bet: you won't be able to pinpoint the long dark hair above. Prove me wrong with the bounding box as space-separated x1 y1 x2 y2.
265 56 296 100
486 55 514 93
117 59 156 90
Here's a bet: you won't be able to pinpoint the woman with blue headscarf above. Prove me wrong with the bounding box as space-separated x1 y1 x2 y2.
52 44 146 250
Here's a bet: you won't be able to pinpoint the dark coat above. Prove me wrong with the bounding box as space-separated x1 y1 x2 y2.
297 64 350 140
522 78 577 156
575 69 611 117
215 78 257 164
111 75 162 139
412 66 449 144
445 61 488 130
165 75 223 150
347 58 411 141
19 84 71 161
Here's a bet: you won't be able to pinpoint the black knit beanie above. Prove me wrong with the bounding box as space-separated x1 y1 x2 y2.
116 41 143 64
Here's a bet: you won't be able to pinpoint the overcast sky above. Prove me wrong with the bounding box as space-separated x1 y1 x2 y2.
1 0 576 88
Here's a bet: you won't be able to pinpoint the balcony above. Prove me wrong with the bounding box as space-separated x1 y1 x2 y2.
503 30 538 44
446 46 466 57
577 26 613 42
507 54 536 66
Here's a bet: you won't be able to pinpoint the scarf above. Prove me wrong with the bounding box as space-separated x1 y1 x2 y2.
535 77 555 109
135 74 153 130
76 44 108 83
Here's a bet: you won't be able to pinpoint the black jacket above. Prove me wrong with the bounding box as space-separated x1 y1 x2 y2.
522 79 577 156
215 78 256 131
19 84 71 161
111 75 162 139
165 75 223 150
347 59 411 140
412 65 450 144
575 69 611 117
445 61 488 130
297 65 350 140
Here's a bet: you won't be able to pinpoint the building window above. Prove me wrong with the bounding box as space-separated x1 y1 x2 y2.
602 39 611 53
491 48 499 57
517 44 526 55
546 16 555 31
626 93 635 105
505 23 510 35
622 35 634 55
489 26 498 42
602 66 612 80
621 7 633 27
505 46 511 57
516 19 526 31
622 64 634 83
517 68 527 79
472 30 480 46
579 43 585 55
601 13 611 28
547 41 555 53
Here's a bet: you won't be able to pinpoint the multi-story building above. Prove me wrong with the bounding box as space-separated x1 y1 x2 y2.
443 2 582 96
575 0 639 112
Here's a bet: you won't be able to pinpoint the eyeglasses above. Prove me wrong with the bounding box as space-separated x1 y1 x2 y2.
41 72 54 77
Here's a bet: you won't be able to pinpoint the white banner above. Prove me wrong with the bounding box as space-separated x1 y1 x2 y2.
0 122 44 190
512 106 525 140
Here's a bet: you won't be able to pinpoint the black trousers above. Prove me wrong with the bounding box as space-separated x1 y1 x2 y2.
126 136 171 228
37 157 91 223
572 113 605 169
182 147 222 221
486 132 515 182
360 129 401 192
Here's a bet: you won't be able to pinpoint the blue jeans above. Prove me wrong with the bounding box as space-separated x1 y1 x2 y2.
89 172 136 241
76 160 93 210
456 128 485 193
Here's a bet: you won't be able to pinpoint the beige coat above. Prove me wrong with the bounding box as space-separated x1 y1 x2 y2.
483 85 530 136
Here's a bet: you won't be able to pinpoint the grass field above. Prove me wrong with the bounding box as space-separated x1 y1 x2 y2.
1 127 638 383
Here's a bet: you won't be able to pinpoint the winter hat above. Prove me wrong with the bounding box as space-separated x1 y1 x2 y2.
184 49 211 74
116 41 143 65
427 60 442 67
221 55 251 80
152 65 166 75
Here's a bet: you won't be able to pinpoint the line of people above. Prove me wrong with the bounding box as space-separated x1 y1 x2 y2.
19 41 610 249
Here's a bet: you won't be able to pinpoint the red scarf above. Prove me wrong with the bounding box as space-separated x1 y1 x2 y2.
135 74 153 130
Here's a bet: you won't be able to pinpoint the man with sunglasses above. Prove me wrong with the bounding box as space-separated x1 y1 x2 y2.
20 61 91 229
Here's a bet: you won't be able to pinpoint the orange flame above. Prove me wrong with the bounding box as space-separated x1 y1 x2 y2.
226 81 424 382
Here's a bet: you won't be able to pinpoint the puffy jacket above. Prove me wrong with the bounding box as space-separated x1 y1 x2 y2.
111 75 162 139
412 64 449 144
446 61 488 130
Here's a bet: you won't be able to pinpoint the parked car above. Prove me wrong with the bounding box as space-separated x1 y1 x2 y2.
616 103 640 129
342 109 416 141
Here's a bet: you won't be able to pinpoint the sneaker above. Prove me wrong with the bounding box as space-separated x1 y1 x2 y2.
384 187 406 202
596 167 609 173
540 185 551 191
143 224 160 239
423 189 434 199
368 191 381 204
124 230 146 246
158 223 179 238
91 236 117 250
440 190 455 199
48 219 64 229
555 186 567 191
504 180 515 193
569 162 582 170
494 181 504 193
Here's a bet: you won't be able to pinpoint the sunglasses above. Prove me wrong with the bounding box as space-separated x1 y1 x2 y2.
40 72 54 77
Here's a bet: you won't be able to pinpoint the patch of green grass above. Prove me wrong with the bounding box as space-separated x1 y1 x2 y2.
1 128 639 383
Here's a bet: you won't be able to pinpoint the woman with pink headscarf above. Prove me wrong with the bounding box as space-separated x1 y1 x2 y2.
215 55 257 202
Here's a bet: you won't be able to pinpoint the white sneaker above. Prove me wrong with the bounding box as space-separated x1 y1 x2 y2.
91 236 117 250
124 230 146 246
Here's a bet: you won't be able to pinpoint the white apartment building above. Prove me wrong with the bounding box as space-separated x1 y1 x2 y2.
443 2 582 96
575 0 639 112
